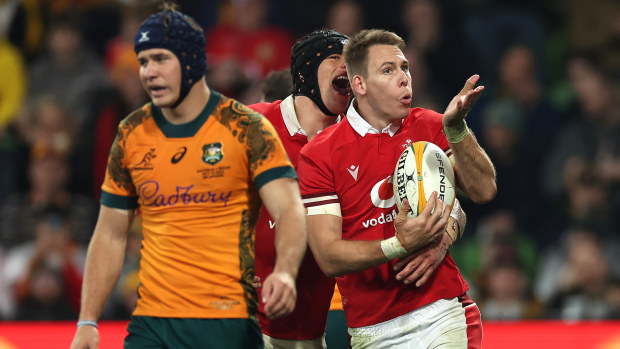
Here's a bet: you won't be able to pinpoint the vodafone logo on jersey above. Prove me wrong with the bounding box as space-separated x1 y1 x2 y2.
370 176 396 208
363 176 398 228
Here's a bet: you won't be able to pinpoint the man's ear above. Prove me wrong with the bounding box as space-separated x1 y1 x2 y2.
351 75 366 96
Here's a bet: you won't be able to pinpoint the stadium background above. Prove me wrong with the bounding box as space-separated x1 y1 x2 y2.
1 0 620 347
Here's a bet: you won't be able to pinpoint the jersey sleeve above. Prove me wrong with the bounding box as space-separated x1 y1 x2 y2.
100 123 139 209
297 145 341 217
245 108 296 190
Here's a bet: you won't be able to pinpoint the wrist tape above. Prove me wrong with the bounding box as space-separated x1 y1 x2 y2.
381 236 408 260
444 120 470 143
447 198 466 242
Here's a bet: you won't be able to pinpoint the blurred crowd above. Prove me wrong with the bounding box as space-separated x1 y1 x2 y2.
1 0 620 322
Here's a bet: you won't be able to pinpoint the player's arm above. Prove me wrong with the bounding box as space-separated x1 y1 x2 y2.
258 177 307 319
307 193 448 277
442 75 496 203
70 206 134 349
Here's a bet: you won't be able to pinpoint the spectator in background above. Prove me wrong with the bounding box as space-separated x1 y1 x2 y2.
0 0 44 61
102 6 147 72
542 53 620 229
461 0 547 85
451 210 539 295
467 99 549 244
325 0 363 37
401 0 479 106
479 257 544 320
0 147 96 248
0 28 27 203
14 95 77 158
27 11 109 126
541 229 620 320
492 44 560 150
2 209 85 320
206 0 294 103
259 68 292 102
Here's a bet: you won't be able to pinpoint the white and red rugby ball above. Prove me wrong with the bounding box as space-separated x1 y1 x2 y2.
392 141 455 218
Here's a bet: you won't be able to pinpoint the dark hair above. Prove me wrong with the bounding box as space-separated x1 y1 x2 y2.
262 69 293 102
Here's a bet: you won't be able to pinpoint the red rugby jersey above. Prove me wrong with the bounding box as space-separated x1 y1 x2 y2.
297 103 468 328
250 96 336 339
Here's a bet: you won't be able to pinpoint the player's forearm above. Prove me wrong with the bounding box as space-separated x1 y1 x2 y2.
312 239 389 277
78 230 127 321
449 133 497 203
273 206 308 280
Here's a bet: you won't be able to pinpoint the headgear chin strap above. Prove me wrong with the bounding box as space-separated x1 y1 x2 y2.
134 9 206 108
291 29 349 116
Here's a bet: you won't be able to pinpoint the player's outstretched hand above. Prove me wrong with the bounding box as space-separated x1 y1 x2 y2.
394 193 448 253
442 74 484 127
261 271 297 319
70 326 99 349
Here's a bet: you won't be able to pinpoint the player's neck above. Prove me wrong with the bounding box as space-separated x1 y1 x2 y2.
161 78 210 124
355 98 394 131
293 96 338 140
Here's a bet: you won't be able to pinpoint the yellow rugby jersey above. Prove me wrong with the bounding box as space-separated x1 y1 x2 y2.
100 90 296 319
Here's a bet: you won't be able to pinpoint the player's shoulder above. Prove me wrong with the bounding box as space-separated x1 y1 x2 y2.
216 93 268 124
403 107 443 130
248 100 283 124
301 118 350 154
407 107 443 122
117 103 154 134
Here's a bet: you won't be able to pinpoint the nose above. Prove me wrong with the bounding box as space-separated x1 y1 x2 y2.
141 61 156 79
399 69 409 87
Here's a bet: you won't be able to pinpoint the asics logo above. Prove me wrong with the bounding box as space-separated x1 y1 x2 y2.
171 146 187 164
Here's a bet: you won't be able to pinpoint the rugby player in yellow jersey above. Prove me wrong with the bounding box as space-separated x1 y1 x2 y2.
69 3 307 348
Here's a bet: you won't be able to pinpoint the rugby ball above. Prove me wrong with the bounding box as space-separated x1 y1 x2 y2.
392 141 455 218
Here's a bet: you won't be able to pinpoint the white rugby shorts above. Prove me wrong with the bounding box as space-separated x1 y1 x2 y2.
348 294 481 349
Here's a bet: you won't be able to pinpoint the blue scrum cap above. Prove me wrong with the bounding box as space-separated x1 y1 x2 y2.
134 8 206 108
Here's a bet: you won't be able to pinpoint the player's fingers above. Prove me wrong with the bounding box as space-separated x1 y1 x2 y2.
395 199 411 224
393 254 415 271
395 257 418 280
432 205 450 238
252 275 261 289
261 280 274 305
403 260 429 285
459 74 480 95
414 265 436 287
272 293 295 319
421 192 438 217
267 286 295 319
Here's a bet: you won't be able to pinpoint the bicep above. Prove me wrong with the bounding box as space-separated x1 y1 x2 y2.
306 214 342 259
93 205 135 241
258 177 303 222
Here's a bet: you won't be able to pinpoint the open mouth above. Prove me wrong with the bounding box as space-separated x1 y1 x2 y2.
149 86 166 96
332 75 352 96
401 94 412 105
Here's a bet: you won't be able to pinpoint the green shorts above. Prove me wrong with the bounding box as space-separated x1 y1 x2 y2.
124 316 263 348
326 310 348 348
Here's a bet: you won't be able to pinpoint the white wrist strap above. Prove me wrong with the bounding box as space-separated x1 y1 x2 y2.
381 236 408 260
